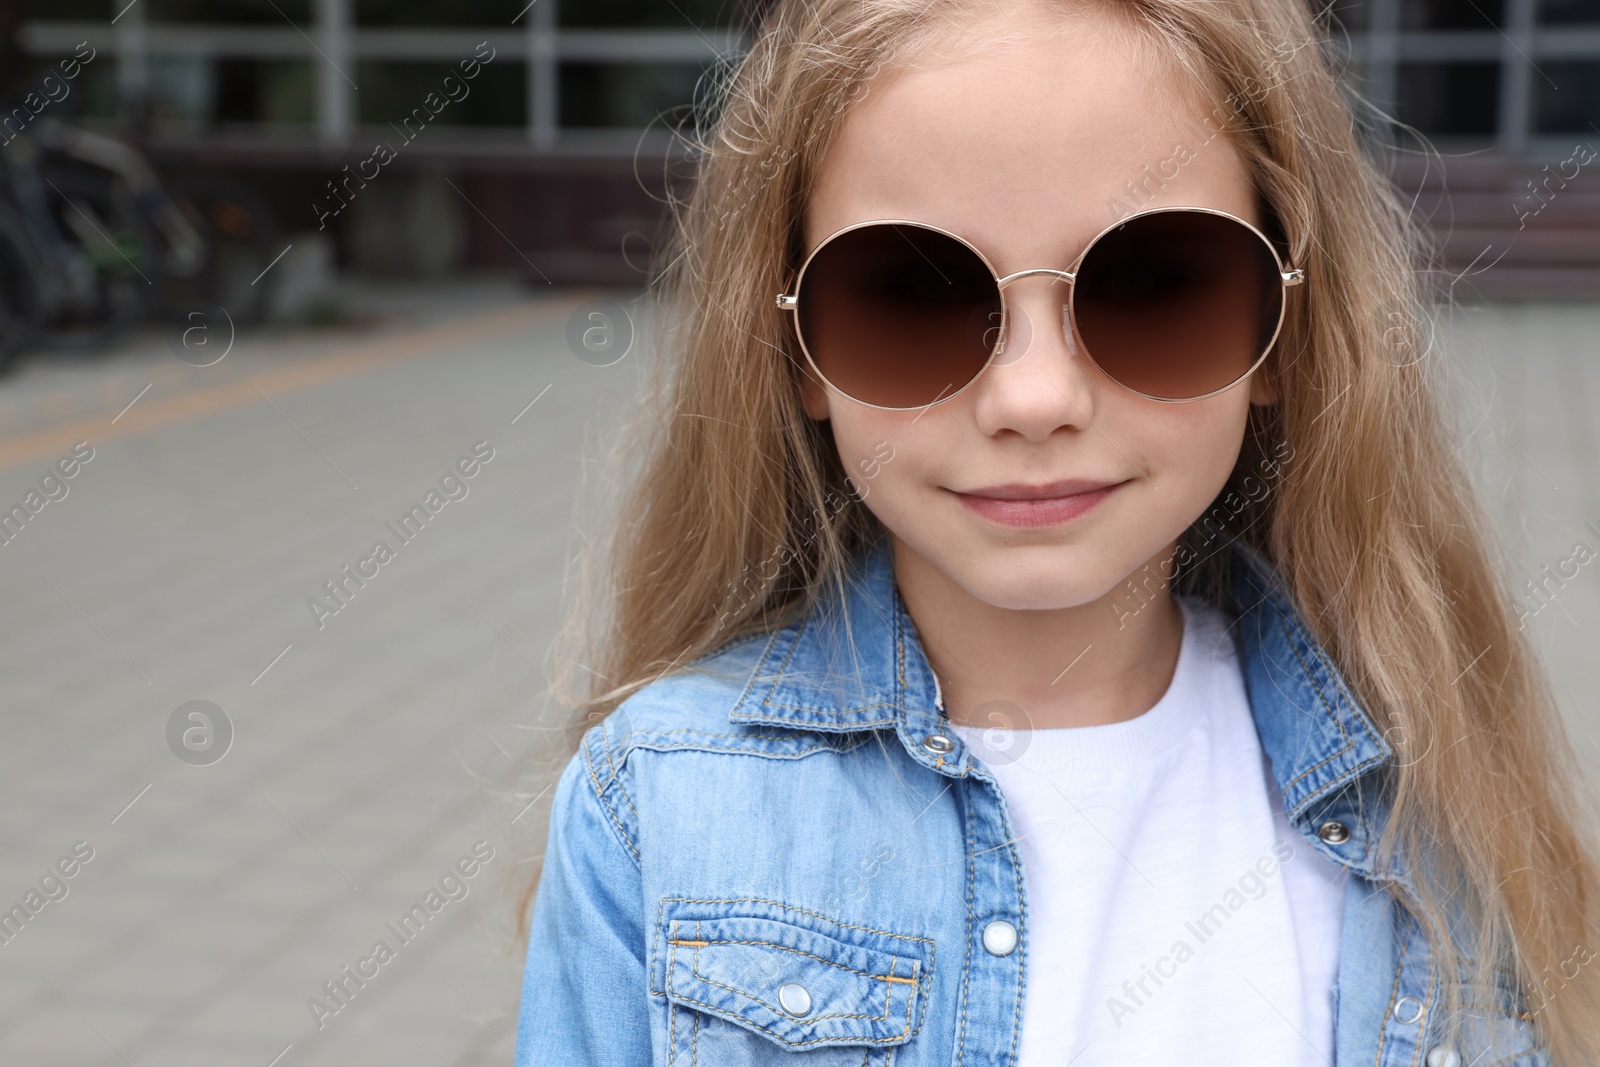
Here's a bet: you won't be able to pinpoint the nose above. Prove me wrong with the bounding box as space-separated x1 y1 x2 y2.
973 273 1103 438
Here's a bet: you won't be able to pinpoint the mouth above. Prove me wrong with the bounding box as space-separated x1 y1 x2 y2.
949 478 1126 528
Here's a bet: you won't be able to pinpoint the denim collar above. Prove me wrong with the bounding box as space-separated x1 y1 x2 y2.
729 532 1395 851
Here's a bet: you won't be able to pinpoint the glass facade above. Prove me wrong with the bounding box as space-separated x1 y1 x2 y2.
1396 62 1502 135
13 0 1597 153
211 58 316 130
556 0 741 30
558 61 717 130
147 0 314 23
15 0 746 148
1326 0 1600 152
1536 61 1600 132
354 0 529 27
1542 0 1600 24
1400 0 1504 30
355 61 528 128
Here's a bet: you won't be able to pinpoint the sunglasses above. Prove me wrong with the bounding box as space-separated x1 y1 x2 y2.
775 205 1304 409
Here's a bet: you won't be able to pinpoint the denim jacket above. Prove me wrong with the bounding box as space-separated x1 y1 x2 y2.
515 534 1546 1066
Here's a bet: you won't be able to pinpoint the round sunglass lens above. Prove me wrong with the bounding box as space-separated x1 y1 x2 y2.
796 223 1001 409
1071 211 1283 401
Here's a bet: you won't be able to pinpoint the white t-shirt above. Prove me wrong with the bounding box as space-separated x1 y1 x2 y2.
948 594 1347 1067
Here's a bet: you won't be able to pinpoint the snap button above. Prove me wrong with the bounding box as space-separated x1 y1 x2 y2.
778 982 811 1016
921 733 955 755
982 919 1018 956
1425 1047 1461 1067
1318 820 1351 845
1392 995 1424 1024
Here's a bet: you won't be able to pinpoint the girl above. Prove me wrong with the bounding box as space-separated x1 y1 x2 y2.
513 0 1600 1063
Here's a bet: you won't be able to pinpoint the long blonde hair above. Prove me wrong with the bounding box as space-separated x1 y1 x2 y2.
520 0 1600 1058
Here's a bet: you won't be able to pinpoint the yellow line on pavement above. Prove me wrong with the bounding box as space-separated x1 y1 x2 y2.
0 295 584 472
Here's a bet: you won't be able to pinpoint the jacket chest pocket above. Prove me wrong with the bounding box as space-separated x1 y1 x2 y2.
652 898 935 1066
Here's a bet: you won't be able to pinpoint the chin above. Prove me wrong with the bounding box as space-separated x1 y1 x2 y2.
951 552 1121 612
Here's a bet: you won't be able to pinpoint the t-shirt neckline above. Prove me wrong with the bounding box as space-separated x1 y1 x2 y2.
946 595 1229 769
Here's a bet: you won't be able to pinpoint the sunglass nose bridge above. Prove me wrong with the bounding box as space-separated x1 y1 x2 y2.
996 267 1076 289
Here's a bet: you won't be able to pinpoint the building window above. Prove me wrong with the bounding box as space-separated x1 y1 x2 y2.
356 61 528 129
1400 0 1504 30
1535 61 1600 132
558 0 741 30
558 61 716 130
354 0 527 27
212 58 315 130
1539 0 1600 25
1326 0 1370 32
1397 62 1502 135
148 0 314 23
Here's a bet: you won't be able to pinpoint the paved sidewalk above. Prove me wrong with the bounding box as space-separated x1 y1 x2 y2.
0 286 1594 1066
0 276 648 1067
1438 302 1600 781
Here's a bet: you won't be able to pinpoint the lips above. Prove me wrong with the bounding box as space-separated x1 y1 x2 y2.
950 478 1126 528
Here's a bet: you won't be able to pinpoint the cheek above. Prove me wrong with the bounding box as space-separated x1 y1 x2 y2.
1137 395 1251 502
826 409 931 506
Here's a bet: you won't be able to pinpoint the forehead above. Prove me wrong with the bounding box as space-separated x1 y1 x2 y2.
803 8 1260 272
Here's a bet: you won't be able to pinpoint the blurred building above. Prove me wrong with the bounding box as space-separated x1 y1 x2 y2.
11 0 1600 295
1328 0 1600 296
12 0 757 286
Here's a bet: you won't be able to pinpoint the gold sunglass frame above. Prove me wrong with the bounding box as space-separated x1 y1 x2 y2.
774 204 1305 410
